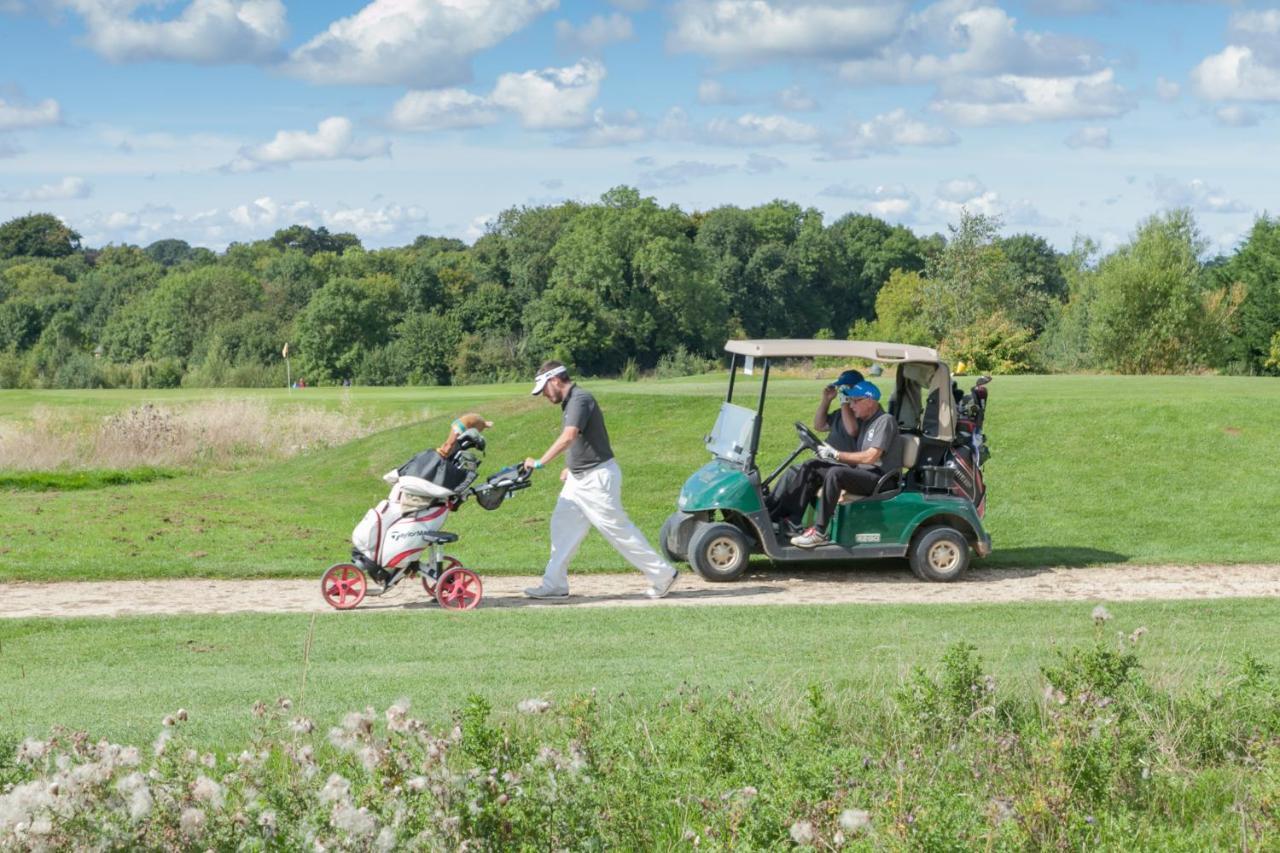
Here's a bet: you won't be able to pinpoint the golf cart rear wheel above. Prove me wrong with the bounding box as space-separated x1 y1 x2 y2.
688 522 749 582
909 527 970 582
321 563 367 610
659 513 687 563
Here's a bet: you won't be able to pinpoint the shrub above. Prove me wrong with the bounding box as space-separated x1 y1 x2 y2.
654 344 714 379
941 312 1040 374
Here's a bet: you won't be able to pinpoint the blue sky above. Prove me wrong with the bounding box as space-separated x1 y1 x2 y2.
1 0 1276 254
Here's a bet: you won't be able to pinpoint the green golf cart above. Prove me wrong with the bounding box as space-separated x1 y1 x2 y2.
659 339 992 582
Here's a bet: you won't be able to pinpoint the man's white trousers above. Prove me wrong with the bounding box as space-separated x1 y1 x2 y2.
538 459 675 592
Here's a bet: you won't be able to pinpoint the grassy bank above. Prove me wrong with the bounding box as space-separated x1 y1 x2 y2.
2 374 1279 581
2 601 1277 849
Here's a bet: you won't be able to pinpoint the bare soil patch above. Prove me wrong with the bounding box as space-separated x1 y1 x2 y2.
4 564 1280 619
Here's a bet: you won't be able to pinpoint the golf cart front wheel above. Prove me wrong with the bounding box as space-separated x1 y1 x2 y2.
321 563 367 609
659 513 688 563
909 527 970 582
688 522 750 582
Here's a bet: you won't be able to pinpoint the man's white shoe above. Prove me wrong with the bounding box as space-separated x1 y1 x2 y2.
523 585 570 600
645 571 679 600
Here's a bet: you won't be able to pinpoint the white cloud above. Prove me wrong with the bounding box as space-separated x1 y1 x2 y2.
0 176 91 202
0 96 61 131
64 0 287 64
285 0 557 87
932 69 1132 125
819 183 919 221
1215 105 1259 127
1150 176 1249 214
566 108 647 146
490 60 605 129
837 2 1102 85
555 12 632 53
1064 125 1110 148
825 107 957 158
668 0 906 65
931 178 1056 226
1191 45 1280 102
0 139 22 158
78 196 430 248
775 85 818 112
937 177 986 203
1156 76 1180 102
227 116 390 172
744 152 785 173
637 159 736 188
697 79 748 105
703 112 820 145
389 89 501 130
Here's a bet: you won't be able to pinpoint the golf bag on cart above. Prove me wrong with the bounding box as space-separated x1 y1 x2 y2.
918 376 991 516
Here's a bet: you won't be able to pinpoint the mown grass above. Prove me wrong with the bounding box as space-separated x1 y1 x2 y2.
1 374 1279 581
0 467 178 491
0 598 1275 749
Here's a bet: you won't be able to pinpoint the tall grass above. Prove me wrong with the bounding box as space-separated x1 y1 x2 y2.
0 399 405 472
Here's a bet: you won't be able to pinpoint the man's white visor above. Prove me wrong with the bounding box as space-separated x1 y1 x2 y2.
530 365 567 395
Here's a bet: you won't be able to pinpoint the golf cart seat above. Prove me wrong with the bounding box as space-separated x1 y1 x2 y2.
838 434 921 504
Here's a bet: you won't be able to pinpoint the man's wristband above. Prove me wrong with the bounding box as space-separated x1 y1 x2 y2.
533 460 544 469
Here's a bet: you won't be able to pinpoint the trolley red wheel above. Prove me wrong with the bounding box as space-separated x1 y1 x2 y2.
423 555 462 597
435 566 482 610
321 563 367 610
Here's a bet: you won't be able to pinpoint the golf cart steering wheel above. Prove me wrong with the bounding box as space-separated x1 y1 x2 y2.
794 421 822 453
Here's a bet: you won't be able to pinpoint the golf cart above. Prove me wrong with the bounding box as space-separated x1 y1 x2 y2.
659 340 992 582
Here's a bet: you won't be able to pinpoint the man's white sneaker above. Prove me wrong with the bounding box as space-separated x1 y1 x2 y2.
523 585 570 600
645 571 679 599
790 527 829 549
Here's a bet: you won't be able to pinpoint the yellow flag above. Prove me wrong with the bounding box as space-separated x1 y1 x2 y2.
282 342 289 358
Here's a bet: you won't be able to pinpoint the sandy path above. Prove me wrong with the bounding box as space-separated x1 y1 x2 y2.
4 564 1280 619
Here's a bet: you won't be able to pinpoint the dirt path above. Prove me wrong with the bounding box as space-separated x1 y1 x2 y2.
4 564 1280 619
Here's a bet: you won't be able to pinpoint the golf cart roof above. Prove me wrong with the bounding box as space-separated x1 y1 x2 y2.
724 339 939 363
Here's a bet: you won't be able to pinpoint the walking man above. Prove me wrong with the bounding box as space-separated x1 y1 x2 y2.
522 360 679 600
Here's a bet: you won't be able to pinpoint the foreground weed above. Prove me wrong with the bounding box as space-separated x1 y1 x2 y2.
2 615 1277 850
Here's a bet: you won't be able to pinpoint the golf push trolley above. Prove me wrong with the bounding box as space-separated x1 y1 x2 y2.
320 428 530 611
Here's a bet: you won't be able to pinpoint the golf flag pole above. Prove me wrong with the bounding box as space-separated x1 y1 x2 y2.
283 342 291 391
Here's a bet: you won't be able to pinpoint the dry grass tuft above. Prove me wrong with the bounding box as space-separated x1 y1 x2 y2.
0 400 403 472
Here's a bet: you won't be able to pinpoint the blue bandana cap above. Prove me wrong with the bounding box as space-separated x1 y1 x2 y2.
839 380 881 403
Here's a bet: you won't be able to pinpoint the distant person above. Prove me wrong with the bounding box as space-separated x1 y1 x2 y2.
521 360 679 600
766 369 863 534
791 380 902 549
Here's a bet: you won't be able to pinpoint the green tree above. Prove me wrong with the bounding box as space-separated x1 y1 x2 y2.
827 213 926 330
269 224 361 256
1088 209 1235 373
296 275 403 382
865 269 933 346
1212 216 1280 373
146 266 263 361
0 213 81 259
999 233 1068 301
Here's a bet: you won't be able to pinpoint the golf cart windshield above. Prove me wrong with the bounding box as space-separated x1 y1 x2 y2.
706 402 758 466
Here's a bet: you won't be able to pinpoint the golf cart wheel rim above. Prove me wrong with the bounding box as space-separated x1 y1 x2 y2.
706 536 741 570
436 567 482 610
322 564 366 610
423 555 461 596
927 540 961 573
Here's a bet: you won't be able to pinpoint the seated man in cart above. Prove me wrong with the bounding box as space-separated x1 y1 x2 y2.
791 380 902 549
765 369 863 535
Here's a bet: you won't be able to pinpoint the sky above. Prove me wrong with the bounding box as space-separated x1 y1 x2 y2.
0 0 1277 254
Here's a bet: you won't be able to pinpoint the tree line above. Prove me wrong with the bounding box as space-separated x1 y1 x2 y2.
1 186 1277 389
